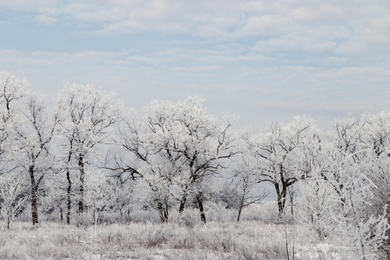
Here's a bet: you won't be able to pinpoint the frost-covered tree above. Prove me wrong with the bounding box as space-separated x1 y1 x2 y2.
0 72 26 171
231 153 268 221
84 171 115 225
0 174 28 229
11 93 59 225
56 83 122 223
348 112 390 257
320 114 390 258
164 97 238 223
296 165 335 240
374 153 390 257
246 116 321 216
108 97 238 223
107 106 184 222
334 163 389 260
43 171 71 223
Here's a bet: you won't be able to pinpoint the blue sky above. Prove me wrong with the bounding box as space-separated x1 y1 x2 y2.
1 0 390 130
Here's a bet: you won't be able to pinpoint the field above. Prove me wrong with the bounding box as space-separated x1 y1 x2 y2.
0 220 355 260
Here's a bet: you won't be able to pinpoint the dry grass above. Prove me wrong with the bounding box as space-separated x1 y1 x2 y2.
0 221 355 259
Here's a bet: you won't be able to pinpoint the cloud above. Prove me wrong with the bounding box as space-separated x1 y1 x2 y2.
34 14 57 25
336 15 390 56
1 0 390 130
240 15 290 36
2 0 389 53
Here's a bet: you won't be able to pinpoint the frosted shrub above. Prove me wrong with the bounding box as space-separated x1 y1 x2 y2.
0 221 357 259
241 202 279 223
170 208 200 228
205 202 235 222
131 208 160 223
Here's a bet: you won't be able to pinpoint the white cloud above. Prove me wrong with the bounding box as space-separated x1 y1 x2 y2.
1 0 390 129
240 15 290 36
2 0 390 54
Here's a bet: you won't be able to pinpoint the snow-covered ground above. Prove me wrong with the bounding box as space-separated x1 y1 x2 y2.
0 221 355 259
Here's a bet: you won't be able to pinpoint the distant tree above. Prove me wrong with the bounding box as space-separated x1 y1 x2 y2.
231 153 268 221
84 171 115 225
296 166 335 240
107 97 238 223
11 93 59 225
0 72 26 173
0 174 28 229
43 171 70 223
246 117 321 216
56 83 122 223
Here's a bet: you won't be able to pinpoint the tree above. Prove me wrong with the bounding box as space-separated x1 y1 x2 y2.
12 93 59 225
84 171 115 225
0 174 28 229
321 114 390 258
373 153 390 257
334 162 389 260
296 167 335 240
56 83 122 223
351 111 390 257
107 96 238 223
168 97 238 223
0 72 26 173
246 116 321 216
231 153 268 221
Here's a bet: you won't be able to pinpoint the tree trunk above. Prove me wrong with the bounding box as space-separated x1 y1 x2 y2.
66 169 72 224
196 193 206 224
237 195 245 222
31 187 39 225
78 154 85 214
29 166 39 225
119 207 123 218
60 207 63 222
275 182 287 217
157 201 169 223
288 186 294 216
7 216 10 230
178 195 187 213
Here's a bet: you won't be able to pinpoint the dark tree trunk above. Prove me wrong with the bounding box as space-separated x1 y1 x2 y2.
31 188 38 225
60 208 63 222
78 154 85 214
275 182 287 217
157 201 169 223
288 186 294 216
178 195 187 213
237 195 245 222
29 166 39 225
119 207 123 218
66 143 73 224
66 169 72 224
196 193 206 224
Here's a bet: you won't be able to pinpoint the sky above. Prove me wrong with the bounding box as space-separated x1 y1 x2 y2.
1 0 389 131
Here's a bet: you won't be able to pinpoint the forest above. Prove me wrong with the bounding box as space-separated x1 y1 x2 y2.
0 71 389 260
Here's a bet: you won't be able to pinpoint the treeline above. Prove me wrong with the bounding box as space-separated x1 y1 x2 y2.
0 72 389 259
